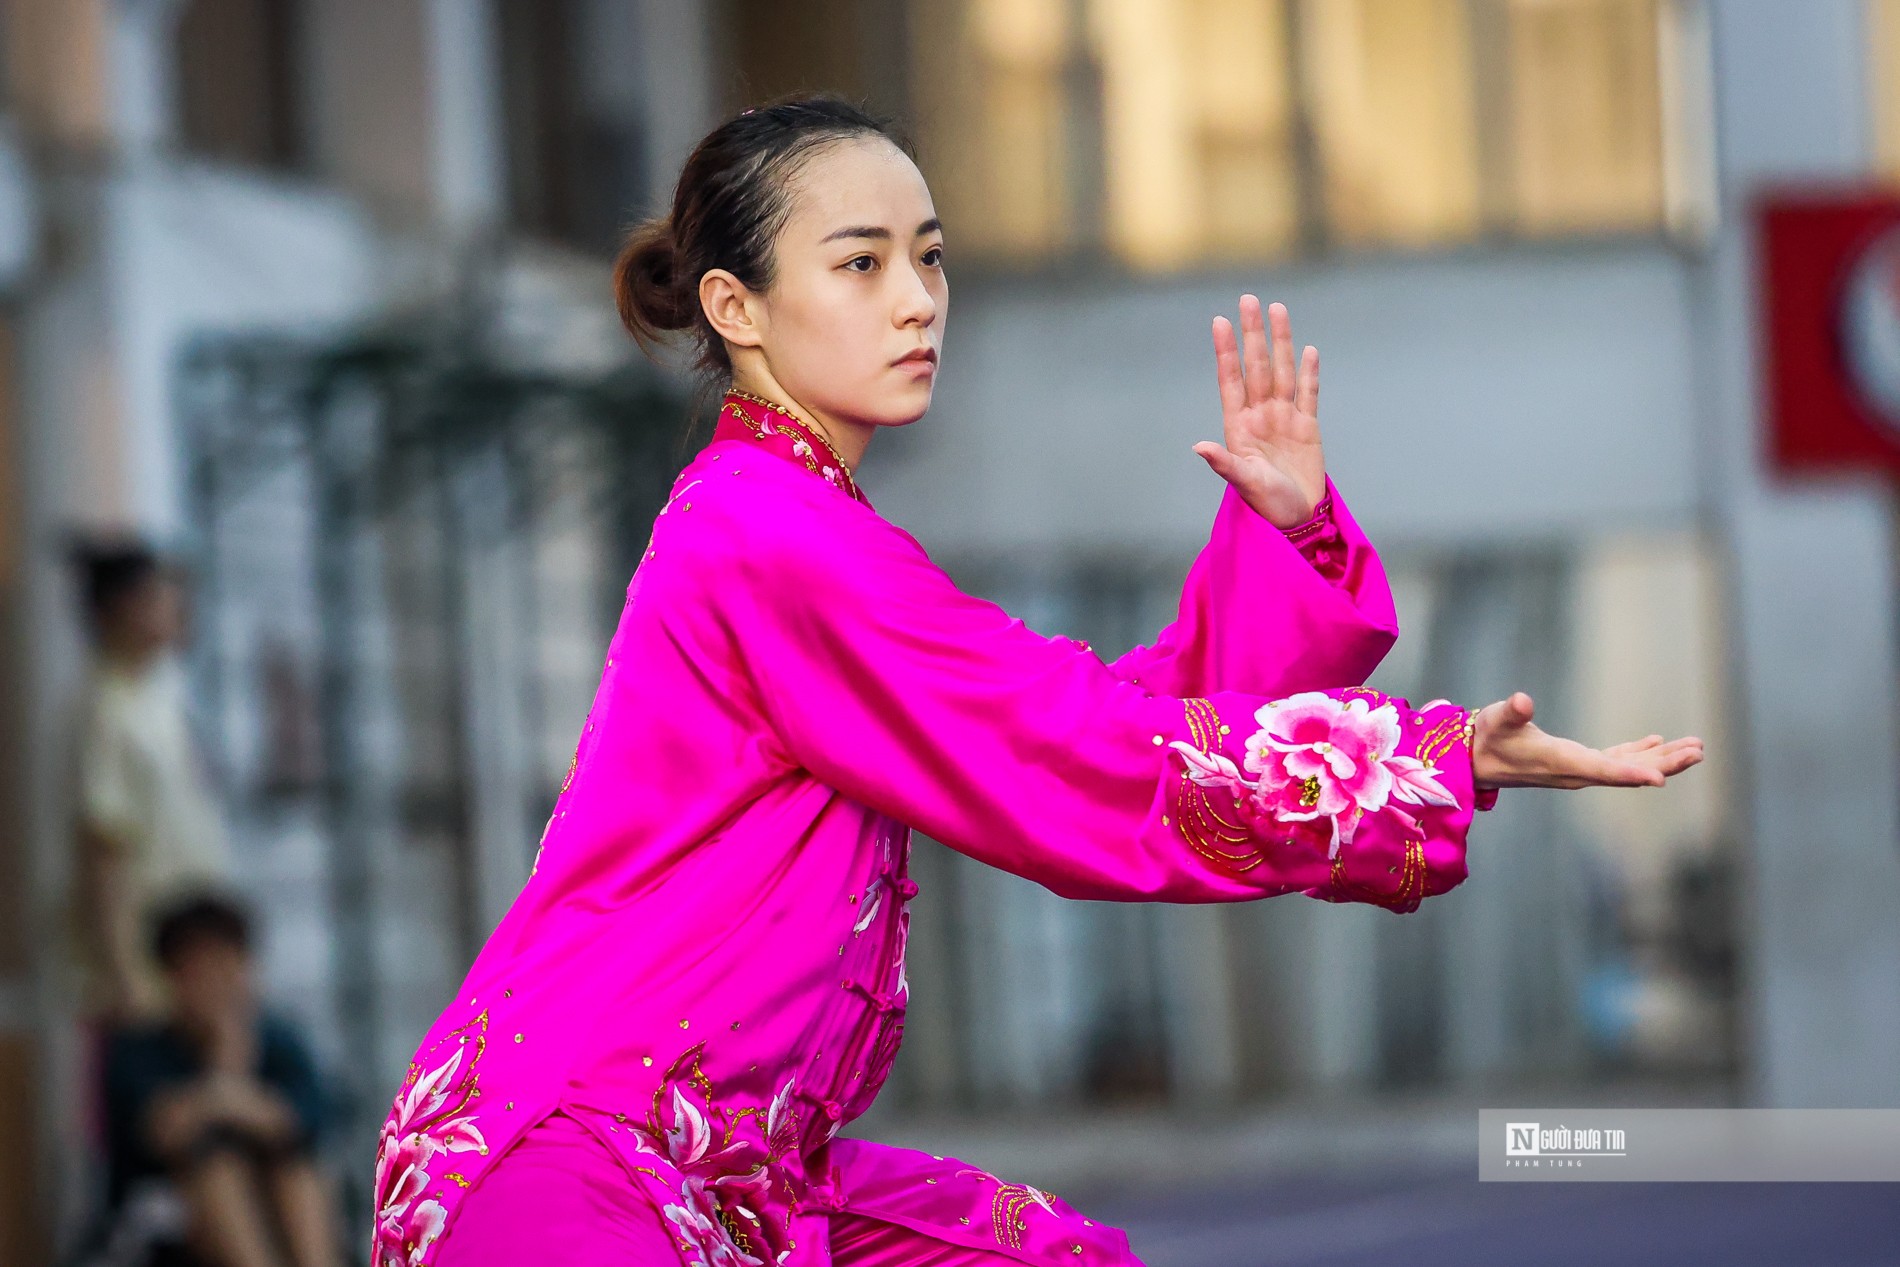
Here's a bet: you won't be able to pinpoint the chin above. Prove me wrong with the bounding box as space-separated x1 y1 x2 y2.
875 381 935 427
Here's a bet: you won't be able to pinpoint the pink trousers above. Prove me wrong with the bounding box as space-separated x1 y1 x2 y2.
434 1109 1019 1266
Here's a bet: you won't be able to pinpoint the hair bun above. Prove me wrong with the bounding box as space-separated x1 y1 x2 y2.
613 215 696 346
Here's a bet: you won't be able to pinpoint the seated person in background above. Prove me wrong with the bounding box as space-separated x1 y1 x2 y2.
104 893 345 1267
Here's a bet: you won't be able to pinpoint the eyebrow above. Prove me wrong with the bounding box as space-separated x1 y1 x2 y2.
819 217 943 245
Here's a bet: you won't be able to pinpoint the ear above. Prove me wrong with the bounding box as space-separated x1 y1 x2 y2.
700 268 765 349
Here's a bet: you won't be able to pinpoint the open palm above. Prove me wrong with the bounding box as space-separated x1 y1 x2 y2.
1473 692 1705 790
1196 295 1327 528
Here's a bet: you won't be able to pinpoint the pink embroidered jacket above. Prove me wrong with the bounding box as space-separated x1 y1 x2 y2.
371 390 1495 1267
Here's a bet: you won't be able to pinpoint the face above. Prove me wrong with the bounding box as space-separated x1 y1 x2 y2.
712 136 947 431
108 572 188 656
166 937 254 1024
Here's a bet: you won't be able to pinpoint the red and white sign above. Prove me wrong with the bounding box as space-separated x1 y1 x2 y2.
1760 191 1900 478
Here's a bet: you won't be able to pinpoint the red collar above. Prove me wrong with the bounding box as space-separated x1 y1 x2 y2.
711 389 869 506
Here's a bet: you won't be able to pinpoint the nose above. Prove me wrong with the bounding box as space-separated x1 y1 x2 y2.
893 258 939 329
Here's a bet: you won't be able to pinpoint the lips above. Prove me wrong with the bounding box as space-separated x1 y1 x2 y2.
895 348 937 366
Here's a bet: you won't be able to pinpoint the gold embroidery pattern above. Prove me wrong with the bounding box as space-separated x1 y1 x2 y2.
1282 493 1333 543
1168 698 1268 873
721 388 866 503
1329 834 1427 912
1416 709 1472 768
991 1183 1055 1250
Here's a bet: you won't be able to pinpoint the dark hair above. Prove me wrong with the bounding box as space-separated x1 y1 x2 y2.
613 93 915 404
152 891 253 970
66 532 175 634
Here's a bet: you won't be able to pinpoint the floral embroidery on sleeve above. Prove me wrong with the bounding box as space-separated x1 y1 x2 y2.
1168 692 1459 863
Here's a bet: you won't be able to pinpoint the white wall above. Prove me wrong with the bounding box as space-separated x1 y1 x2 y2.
1696 0 1900 1109
865 245 1703 557
103 163 382 536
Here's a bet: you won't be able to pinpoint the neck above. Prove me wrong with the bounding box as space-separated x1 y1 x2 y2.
727 370 874 473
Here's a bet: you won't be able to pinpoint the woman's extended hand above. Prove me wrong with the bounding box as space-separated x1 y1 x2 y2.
1196 295 1327 528
1472 691 1705 790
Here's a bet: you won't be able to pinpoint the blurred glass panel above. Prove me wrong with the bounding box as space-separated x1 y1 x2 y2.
1307 0 1482 250
1089 0 1298 268
910 0 1081 260
1503 0 1667 236
1566 530 1733 1074
1301 0 1482 248
906 0 1686 266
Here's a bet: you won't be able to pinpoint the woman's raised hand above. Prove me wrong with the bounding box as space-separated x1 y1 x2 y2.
1196 295 1328 528
1471 691 1705 791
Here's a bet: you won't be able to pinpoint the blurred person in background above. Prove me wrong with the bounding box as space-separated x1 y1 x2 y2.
376 94 1703 1267
103 893 343 1267
65 535 232 1027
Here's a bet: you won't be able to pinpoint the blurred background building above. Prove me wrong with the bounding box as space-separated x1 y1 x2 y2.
0 0 1895 1262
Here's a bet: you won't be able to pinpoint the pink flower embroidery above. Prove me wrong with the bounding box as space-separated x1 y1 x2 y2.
372 1027 489 1267
1171 693 1455 860
852 876 884 935
664 1176 766 1267
622 1045 795 1265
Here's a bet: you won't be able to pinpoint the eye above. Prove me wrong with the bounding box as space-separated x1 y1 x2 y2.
921 245 944 267
844 254 877 273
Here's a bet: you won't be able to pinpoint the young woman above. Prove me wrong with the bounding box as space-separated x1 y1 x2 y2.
373 96 1702 1267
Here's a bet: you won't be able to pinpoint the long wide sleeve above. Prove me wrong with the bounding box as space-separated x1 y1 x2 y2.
1108 476 1399 700
703 486 1479 912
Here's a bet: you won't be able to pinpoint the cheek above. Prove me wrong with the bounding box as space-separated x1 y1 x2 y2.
784 289 880 369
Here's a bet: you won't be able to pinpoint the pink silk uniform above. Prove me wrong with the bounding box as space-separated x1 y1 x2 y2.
372 389 1497 1267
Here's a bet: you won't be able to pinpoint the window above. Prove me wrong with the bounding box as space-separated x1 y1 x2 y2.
498 0 653 254
1870 0 1900 181
175 0 306 170
908 0 1700 269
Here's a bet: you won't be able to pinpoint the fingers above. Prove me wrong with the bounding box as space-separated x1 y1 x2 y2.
1655 744 1705 776
1267 301 1297 401
1240 295 1272 408
1295 344 1319 417
1547 735 1663 788
1193 440 1239 481
1603 761 1668 788
1211 316 1245 429
1581 736 1706 788
1483 691 1535 730
1647 737 1706 776
1599 734 1705 774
